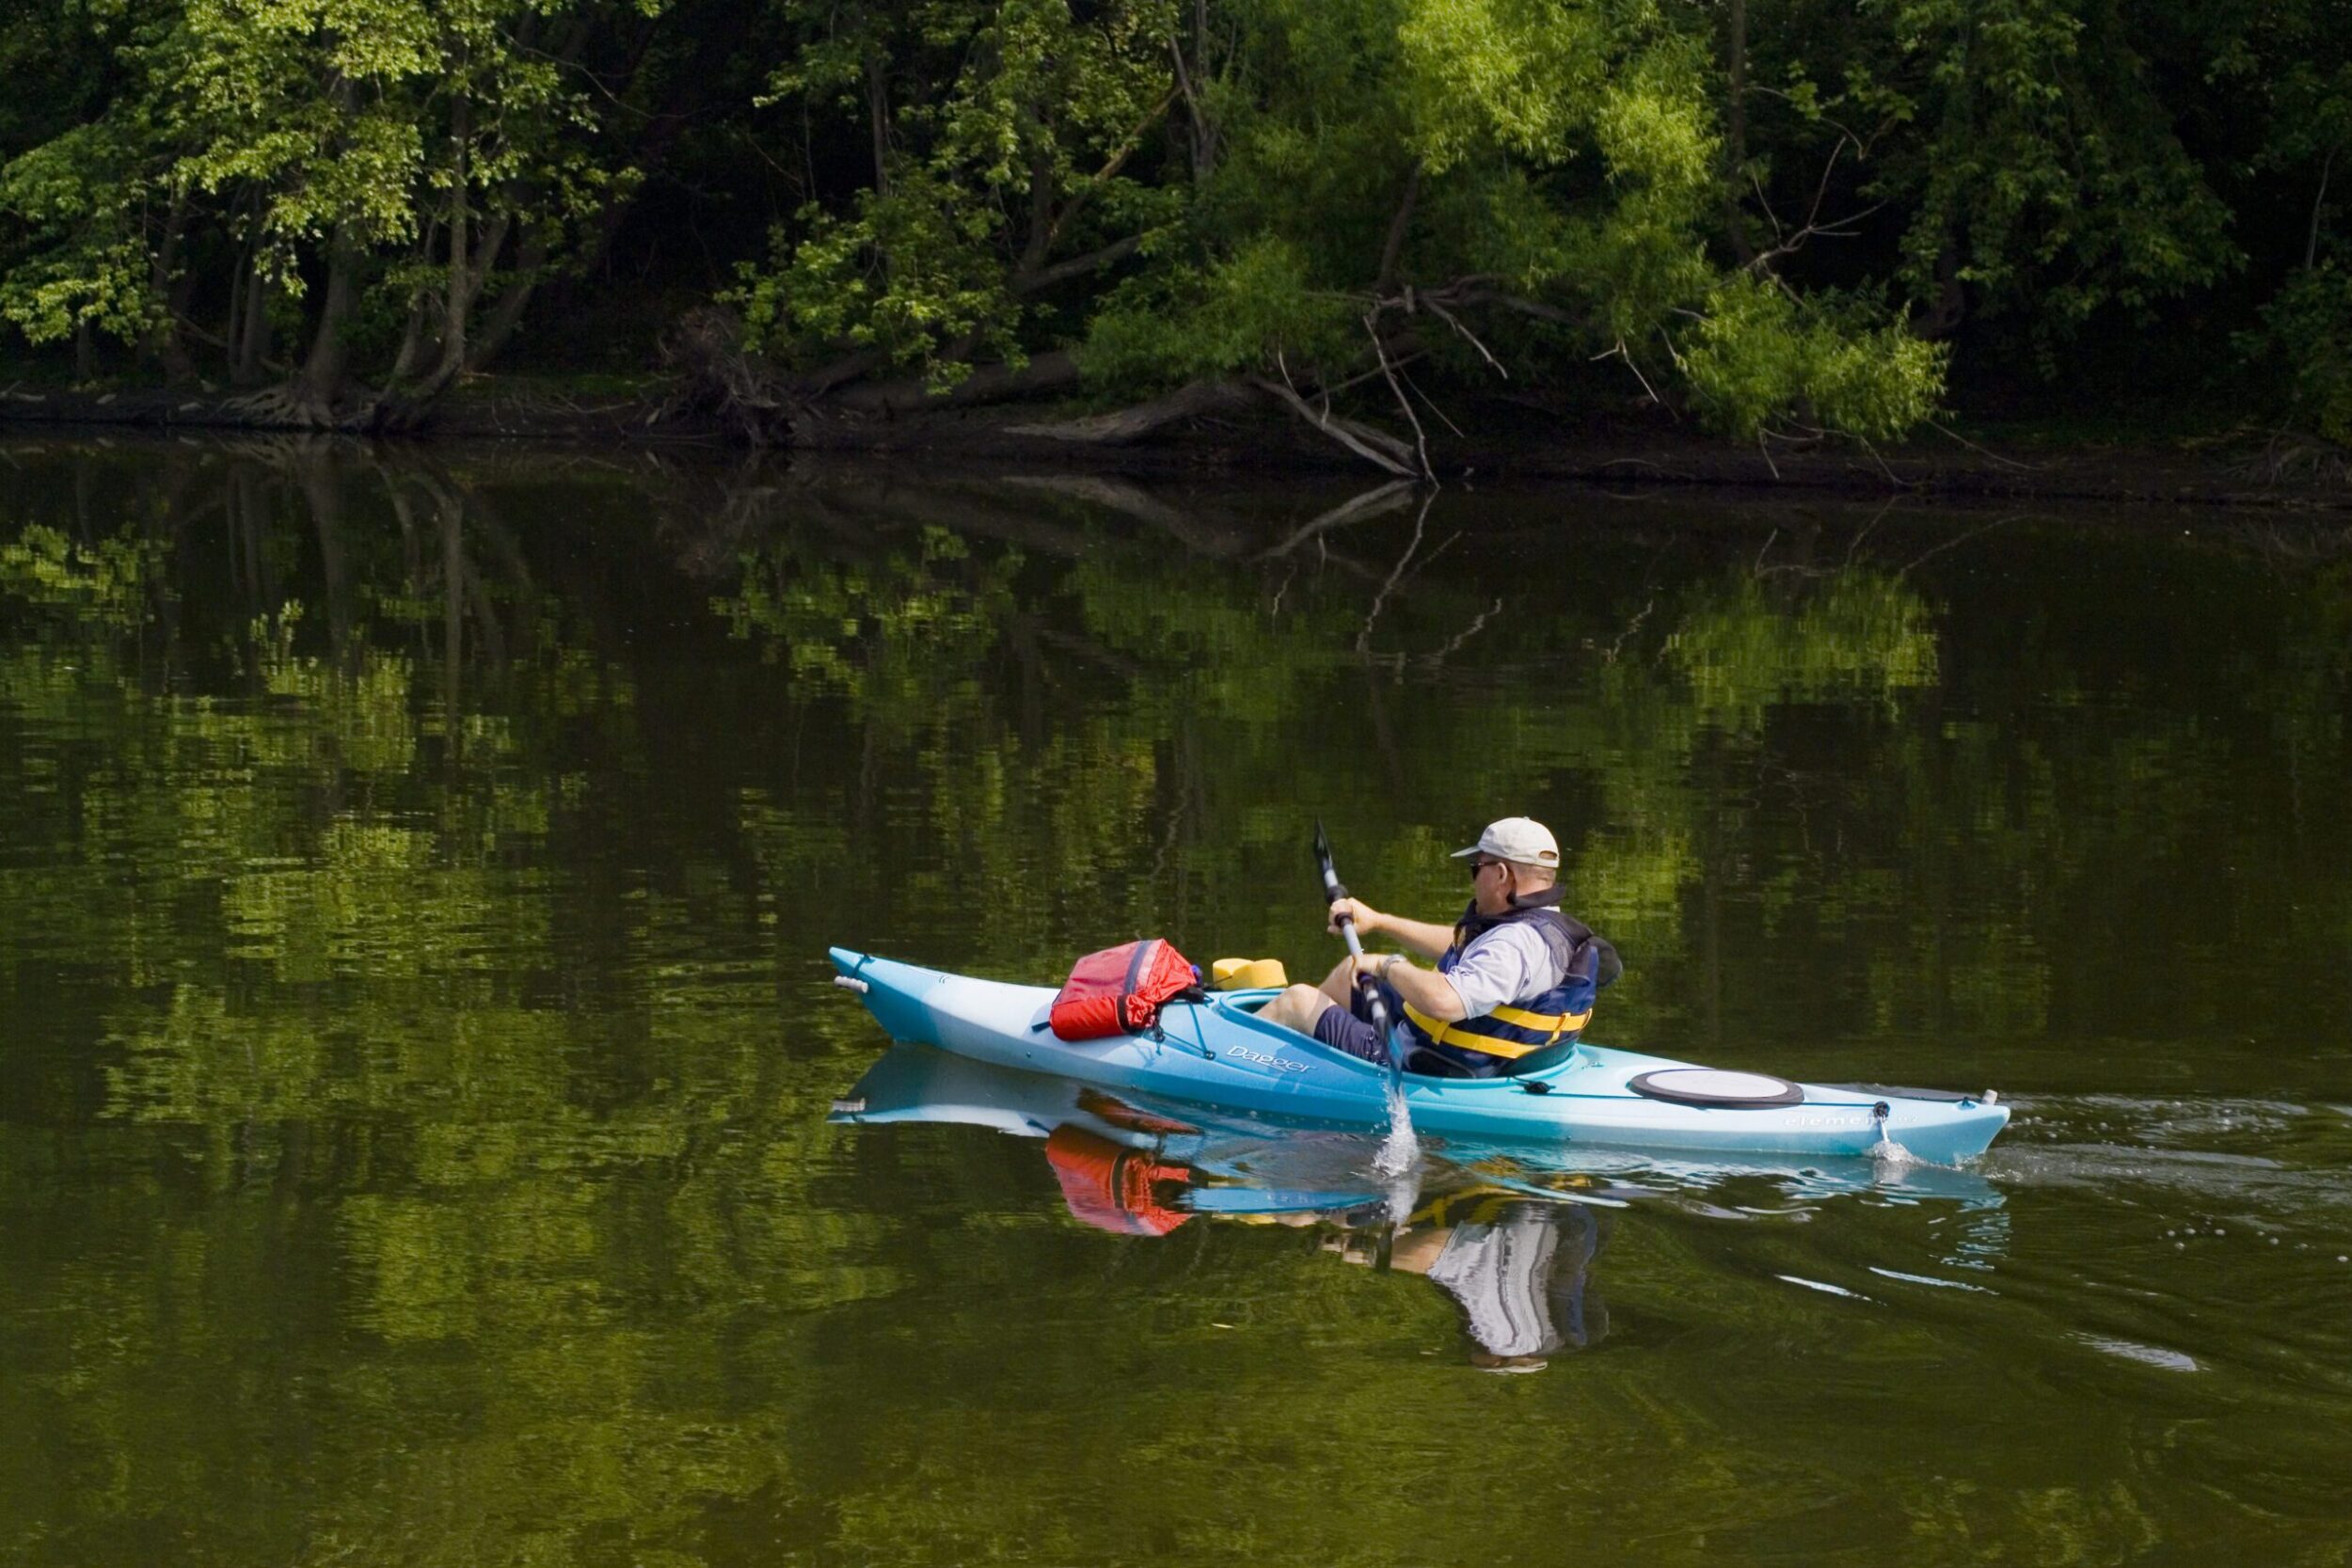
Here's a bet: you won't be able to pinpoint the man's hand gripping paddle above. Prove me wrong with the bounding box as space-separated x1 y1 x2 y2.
1313 820 1405 1076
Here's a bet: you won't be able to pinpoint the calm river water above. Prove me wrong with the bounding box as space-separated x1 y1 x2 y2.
2 436 2347 1565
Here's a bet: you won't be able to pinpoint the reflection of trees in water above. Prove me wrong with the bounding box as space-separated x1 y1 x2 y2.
5 441 2352 1561
17 438 2343 1062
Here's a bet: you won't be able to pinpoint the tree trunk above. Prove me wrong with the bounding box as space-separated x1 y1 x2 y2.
465 228 549 372
1248 375 1420 475
433 93 475 387
225 246 246 381
1020 114 1056 277
164 264 200 384
1913 233 1966 340
1172 0 1219 183
2309 144 2337 272
1375 162 1422 293
292 224 361 420
1720 0 1757 267
866 45 891 196
235 263 276 387
386 217 442 385
148 188 198 384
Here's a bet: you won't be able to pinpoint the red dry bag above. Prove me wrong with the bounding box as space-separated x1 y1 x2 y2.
1048 938 1203 1041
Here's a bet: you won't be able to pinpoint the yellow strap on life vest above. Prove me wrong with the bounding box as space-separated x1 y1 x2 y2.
1400 1001 1593 1059
1489 1001 1592 1034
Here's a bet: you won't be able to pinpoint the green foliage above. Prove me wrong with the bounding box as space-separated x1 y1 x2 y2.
1666 568 1942 731
731 0 1177 376
715 524 1020 736
1072 0 1949 438
0 524 167 626
2252 263 2352 444
0 0 654 389
736 171 1029 378
1865 0 2238 336
1680 277 1947 440
0 124 165 346
0 0 2344 437
1080 238 1360 387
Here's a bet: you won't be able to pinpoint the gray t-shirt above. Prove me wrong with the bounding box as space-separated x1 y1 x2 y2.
1440 919 1565 1019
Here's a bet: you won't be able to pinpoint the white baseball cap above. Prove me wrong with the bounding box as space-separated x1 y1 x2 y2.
1450 817 1560 869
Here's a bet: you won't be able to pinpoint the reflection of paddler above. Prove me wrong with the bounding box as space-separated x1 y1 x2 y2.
1043 1125 1194 1236
1326 1189 1607 1370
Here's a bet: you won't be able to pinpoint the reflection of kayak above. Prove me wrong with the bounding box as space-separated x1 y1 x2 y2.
832 1041 1623 1363
830 1040 2006 1211
828 949 2011 1163
829 1039 1389 1216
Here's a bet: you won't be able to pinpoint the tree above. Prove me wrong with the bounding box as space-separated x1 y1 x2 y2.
0 0 666 422
731 0 1181 396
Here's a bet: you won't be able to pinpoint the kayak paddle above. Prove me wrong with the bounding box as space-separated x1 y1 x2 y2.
1312 819 1404 1076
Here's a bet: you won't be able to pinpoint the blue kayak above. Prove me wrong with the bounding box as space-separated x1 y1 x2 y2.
829 948 2012 1164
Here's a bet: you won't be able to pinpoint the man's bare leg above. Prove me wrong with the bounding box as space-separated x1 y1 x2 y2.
1260 958 1363 1037
1259 984 1335 1037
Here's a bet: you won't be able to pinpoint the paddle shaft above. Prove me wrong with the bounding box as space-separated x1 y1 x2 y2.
1313 823 1403 1071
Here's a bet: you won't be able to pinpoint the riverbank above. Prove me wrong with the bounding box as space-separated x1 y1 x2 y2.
5 372 2346 510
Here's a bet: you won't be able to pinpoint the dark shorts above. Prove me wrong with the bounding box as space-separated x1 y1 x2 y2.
1310 982 1489 1078
1310 981 1394 1065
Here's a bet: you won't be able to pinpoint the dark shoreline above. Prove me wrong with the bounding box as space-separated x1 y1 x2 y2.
6 377 2347 511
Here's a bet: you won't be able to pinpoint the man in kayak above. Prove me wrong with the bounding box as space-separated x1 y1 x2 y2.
1260 817 1620 1077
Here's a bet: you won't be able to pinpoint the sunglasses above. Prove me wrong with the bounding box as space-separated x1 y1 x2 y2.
1467 858 1508 879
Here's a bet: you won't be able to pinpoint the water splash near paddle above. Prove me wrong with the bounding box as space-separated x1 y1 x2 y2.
1868 1099 1922 1169
1314 821 1421 1169
1374 1080 1421 1177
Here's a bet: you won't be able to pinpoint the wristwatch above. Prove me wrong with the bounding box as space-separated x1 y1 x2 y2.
1378 955 1400 980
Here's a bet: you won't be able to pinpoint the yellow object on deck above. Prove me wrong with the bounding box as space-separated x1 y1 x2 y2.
1210 958 1289 990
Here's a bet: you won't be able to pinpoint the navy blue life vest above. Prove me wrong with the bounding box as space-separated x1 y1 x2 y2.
1397 892 1620 1076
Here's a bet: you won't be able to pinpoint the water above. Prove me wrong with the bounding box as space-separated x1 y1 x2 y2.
3 436 2349 1563
1375 1079 1421 1178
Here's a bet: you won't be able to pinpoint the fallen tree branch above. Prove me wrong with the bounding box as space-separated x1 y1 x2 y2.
1248 373 1419 476
1001 378 1258 443
831 350 1082 415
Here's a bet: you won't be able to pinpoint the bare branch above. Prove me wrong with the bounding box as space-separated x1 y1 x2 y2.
1357 491 1432 654
1420 295 1507 379
1399 365 1466 438
1043 84 1180 252
1592 338 1672 416
2310 143 2337 272
1259 479 1416 558
1248 374 1419 476
1365 311 1434 481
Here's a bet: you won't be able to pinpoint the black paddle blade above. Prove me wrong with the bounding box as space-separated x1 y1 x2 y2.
1312 819 1346 899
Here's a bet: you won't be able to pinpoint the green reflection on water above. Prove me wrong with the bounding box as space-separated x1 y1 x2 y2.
2 440 2348 1566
